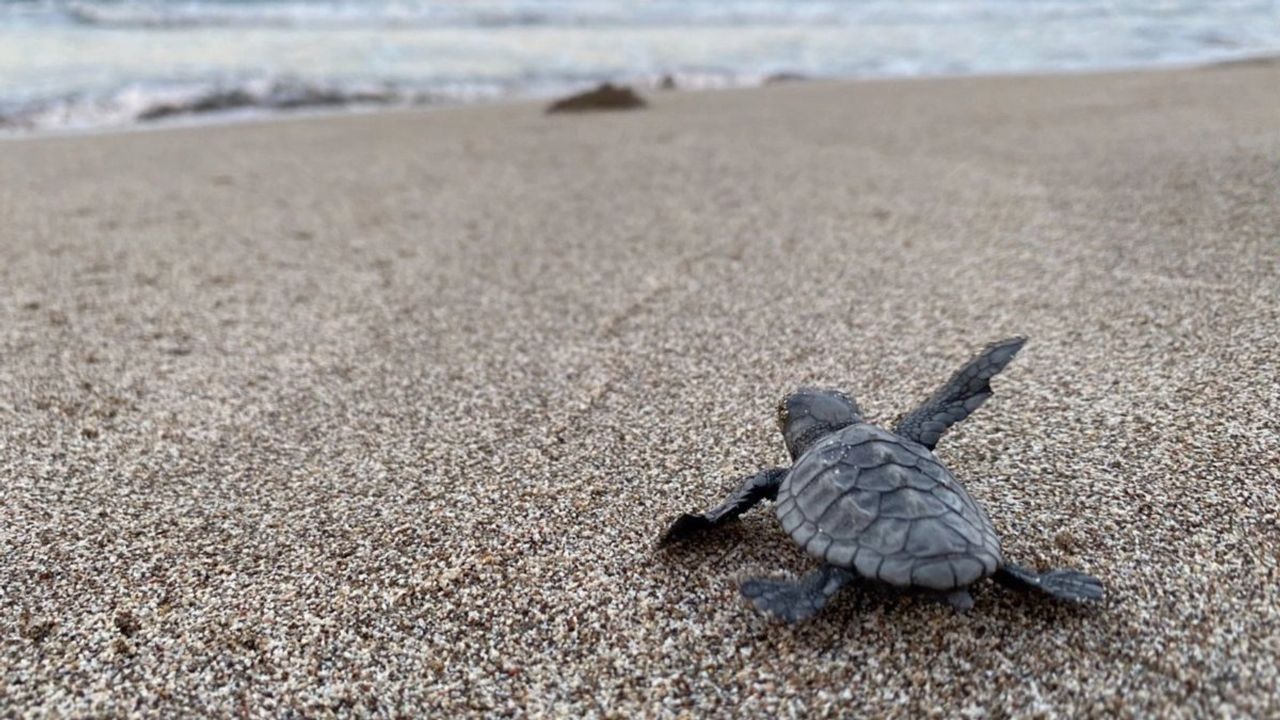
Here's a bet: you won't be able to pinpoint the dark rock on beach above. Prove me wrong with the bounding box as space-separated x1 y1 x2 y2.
546 83 646 114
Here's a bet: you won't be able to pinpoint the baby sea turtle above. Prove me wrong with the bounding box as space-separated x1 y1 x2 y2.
660 337 1103 621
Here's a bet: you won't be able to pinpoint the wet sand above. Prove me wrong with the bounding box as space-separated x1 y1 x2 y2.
2 64 1279 716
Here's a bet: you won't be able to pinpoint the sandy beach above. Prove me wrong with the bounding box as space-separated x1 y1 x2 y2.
2 63 1279 717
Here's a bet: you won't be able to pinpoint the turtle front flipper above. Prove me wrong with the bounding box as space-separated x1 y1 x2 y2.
993 562 1105 602
894 336 1026 450
741 565 856 622
659 467 788 545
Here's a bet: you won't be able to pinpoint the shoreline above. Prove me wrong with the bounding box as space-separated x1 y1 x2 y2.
5 49 1280 142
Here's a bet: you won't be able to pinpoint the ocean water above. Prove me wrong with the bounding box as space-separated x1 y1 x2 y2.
2 0 1279 131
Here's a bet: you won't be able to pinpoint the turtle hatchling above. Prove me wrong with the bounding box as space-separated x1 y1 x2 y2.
660 337 1104 621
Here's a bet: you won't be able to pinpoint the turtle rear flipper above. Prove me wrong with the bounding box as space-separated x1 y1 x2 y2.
994 563 1104 601
895 336 1025 450
741 565 856 623
659 467 787 545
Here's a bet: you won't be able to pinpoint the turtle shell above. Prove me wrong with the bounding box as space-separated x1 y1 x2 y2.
774 423 1002 591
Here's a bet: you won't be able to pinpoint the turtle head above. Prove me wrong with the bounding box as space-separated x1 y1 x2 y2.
776 388 862 460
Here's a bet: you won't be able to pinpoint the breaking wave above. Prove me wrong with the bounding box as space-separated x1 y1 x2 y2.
0 78 437 131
